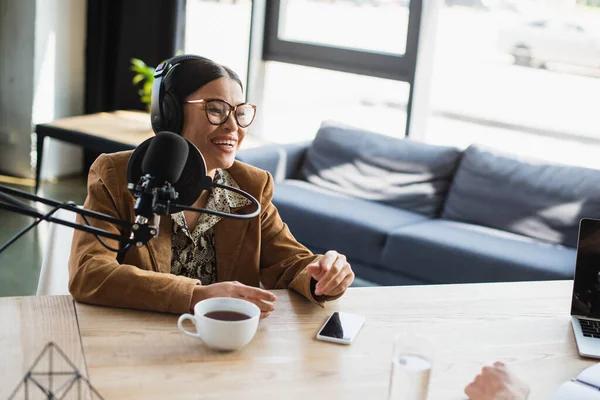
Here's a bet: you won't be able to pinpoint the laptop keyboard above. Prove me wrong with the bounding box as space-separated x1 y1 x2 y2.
578 318 600 338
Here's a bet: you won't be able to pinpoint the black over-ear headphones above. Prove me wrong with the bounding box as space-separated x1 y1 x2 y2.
150 54 210 134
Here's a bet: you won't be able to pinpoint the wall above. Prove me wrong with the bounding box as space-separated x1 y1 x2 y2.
33 0 86 180
0 0 86 179
0 0 36 177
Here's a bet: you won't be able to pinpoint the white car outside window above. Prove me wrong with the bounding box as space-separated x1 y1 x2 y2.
498 17 600 69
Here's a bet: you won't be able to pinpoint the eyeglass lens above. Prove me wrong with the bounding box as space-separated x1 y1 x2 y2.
205 100 255 127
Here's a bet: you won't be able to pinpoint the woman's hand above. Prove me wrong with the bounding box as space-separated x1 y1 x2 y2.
306 250 355 297
464 362 530 400
191 282 277 319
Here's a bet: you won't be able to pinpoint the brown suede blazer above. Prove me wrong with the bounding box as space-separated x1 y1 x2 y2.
69 151 338 314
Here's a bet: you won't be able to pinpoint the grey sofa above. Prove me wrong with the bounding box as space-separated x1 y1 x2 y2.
237 121 600 286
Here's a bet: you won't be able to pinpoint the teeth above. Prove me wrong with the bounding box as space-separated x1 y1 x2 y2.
213 139 236 147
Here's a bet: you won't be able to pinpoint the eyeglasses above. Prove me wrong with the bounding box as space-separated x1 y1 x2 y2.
185 98 257 128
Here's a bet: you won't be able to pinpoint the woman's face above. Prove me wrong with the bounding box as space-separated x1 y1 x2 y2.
180 77 247 175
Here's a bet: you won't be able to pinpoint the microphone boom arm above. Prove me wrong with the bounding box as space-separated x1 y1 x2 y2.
0 201 126 242
0 175 262 258
0 185 154 257
0 185 132 230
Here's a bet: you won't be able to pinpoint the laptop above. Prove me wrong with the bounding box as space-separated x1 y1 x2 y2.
571 218 600 359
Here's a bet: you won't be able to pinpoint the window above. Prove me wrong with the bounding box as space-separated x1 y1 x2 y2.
425 3 600 168
185 0 253 90
276 0 410 55
566 23 585 33
528 20 546 28
264 0 421 81
184 0 421 142
258 61 410 143
254 0 421 141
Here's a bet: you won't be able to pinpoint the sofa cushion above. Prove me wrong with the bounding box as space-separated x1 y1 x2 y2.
299 121 463 218
381 220 576 284
306 243 426 286
273 180 429 265
442 145 600 247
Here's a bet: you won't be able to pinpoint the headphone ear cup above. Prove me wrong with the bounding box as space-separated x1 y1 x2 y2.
162 92 183 133
150 74 165 133
152 54 209 135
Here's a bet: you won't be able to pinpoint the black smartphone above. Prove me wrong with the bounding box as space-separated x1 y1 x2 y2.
316 311 365 345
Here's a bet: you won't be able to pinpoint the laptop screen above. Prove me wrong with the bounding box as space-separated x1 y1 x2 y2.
572 218 600 318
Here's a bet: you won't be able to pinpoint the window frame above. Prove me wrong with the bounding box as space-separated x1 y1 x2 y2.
261 0 423 137
263 0 423 82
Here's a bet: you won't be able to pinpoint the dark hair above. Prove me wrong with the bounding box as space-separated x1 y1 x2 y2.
163 58 243 105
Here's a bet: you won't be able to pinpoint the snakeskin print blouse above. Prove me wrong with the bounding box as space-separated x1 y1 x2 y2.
170 169 251 284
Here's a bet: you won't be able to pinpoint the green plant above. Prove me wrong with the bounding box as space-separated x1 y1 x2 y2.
130 58 155 108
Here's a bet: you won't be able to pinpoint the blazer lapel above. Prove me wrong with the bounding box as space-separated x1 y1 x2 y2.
215 206 250 282
146 215 172 273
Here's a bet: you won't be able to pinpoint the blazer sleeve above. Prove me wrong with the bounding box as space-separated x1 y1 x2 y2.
258 171 344 306
68 154 199 314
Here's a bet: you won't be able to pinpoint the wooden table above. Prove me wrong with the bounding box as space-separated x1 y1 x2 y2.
33 110 269 193
0 296 90 399
34 111 154 193
1 281 594 399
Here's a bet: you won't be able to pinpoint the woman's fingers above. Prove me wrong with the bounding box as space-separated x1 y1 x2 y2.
307 251 339 281
218 282 277 314
316 256 350 296
324 272 354 297
314 257 343 295
242 296 276 313
234 283 277 302
260 311 272 319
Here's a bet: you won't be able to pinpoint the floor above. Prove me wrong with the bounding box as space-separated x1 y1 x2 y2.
0 174 375 297
0 175 88 297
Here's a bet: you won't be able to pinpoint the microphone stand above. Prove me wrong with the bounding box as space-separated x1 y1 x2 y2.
0 178 262 262
0 184 155 261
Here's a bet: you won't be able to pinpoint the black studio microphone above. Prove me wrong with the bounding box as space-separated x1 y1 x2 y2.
127 132 189 244
126 130 261 247
141 132 189 187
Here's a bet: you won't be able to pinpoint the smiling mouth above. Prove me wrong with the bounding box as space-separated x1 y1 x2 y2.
212 139 237 149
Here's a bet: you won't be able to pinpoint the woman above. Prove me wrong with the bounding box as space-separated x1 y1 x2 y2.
68 56 355 317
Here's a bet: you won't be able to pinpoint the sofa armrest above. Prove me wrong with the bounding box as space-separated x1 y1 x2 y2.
236 141 311 182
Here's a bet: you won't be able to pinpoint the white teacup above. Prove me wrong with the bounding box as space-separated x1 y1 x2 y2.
177 297 260 351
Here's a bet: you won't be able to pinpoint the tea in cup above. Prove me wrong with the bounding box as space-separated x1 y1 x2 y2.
177 297 260 351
